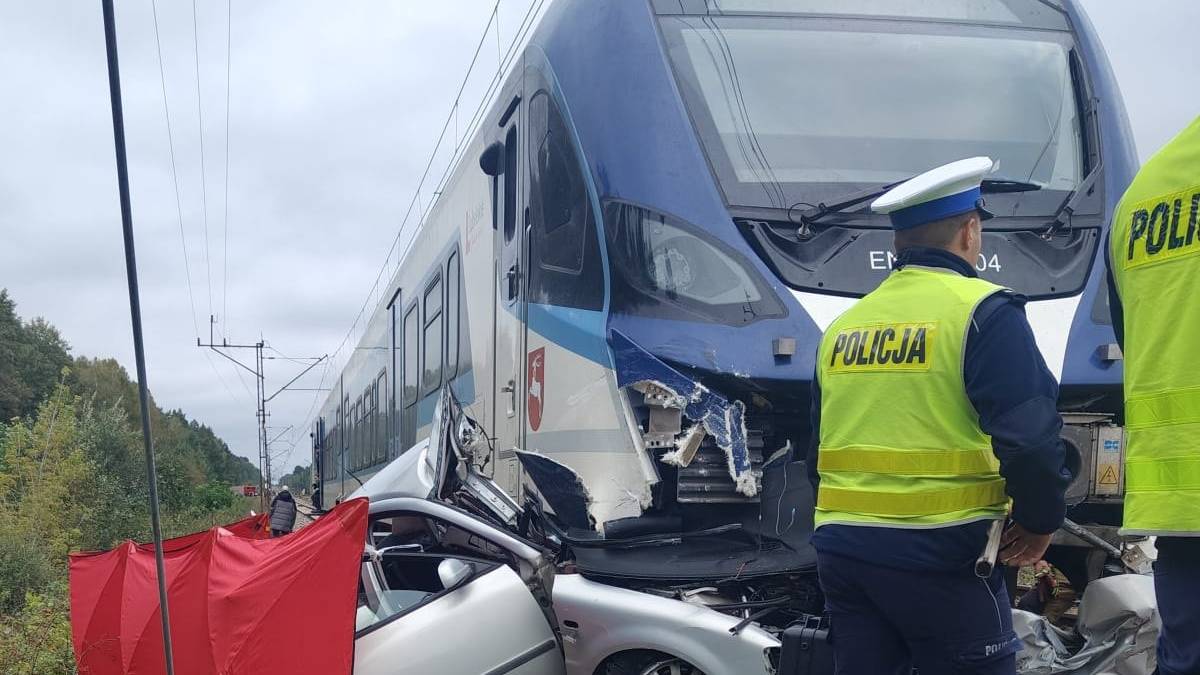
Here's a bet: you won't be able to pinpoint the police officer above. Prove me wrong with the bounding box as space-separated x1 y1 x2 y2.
1105 115 1200 675
808 157 1076 674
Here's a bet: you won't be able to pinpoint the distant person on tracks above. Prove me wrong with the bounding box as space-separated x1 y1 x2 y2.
269 485 297 537
808 157 1077 674
1105 114 1200 675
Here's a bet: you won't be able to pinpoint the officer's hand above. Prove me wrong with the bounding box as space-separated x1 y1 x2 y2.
999 522 1052 567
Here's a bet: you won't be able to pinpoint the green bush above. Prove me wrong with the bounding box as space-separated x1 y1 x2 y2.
0 289 267 674
0 529 51 615
0 587 75 675
193 482 236 513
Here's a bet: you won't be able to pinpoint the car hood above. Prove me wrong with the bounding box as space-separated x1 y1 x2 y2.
348 437 435 502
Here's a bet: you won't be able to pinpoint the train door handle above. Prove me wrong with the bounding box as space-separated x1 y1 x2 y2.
500 379 516 417
505 264 519 301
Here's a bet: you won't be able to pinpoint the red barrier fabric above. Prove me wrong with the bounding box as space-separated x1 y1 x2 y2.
70 498 367 675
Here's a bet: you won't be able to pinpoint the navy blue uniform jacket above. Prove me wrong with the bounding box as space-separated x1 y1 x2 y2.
808 247 1075 571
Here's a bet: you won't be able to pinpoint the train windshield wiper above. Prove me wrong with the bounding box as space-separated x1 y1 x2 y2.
791 177 1043 227
1043 166 1101 236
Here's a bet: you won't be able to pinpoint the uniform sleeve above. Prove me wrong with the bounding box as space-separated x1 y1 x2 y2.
1104 232 1126 349
965 293 1076 535
807 373 822 492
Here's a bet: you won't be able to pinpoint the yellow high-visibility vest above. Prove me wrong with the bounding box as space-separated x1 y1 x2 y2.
815 266 1008 529
1109 114 1200 537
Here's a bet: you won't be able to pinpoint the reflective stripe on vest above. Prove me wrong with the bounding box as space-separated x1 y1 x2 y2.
1126 387 1200 429
818 446 996 476
817 479 1007 517
1110 114 1200 536
815 266 1008 529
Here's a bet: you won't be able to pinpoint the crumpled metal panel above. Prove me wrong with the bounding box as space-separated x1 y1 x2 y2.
1015 574 1159 674
610 330 757 497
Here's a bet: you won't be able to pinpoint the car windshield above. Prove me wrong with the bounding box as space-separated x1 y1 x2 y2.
661 16 1084 210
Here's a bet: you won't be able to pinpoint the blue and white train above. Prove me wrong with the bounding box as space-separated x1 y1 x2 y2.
313 0 1135 585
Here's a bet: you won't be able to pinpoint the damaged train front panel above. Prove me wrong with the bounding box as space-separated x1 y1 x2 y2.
610 330 761 500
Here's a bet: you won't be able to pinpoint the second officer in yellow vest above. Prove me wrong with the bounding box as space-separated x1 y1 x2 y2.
808 157 1077 675
1105 114 1200 675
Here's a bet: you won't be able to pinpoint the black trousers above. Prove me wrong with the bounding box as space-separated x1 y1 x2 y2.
817 551 1018 675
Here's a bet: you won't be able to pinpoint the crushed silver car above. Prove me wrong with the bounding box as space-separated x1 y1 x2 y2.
349 387 824 675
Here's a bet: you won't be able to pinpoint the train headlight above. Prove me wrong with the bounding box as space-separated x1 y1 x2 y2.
603 201 785 325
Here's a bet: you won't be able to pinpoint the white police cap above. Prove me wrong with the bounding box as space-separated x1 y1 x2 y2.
871 157 995 230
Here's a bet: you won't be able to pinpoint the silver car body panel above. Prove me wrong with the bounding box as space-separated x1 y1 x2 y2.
350 438 435 503
551 574 777 675
354 562 564 675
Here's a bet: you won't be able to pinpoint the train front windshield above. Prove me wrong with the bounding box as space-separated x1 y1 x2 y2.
660 14 1084 211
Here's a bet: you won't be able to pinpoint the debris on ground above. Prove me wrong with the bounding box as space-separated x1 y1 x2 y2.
1015 574 1158 674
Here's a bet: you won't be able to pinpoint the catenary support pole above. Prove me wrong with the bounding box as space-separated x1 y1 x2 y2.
100 1 176 672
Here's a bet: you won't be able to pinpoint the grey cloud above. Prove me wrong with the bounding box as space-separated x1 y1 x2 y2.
2 0 1197 476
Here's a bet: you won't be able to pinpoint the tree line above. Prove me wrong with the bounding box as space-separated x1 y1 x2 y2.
0 289 262 673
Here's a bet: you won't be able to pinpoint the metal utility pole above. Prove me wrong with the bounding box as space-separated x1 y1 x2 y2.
198 316 267 510
198 316 326 510
100 1 175 672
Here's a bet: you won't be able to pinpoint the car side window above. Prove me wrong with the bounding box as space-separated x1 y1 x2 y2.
356 512 498 635
357 554 479 633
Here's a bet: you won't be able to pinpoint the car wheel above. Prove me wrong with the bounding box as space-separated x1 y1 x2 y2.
604 650 704 675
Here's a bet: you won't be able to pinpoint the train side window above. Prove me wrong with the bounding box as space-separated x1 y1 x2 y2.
375 371 388 463
403 304 419 406
503 125 518 243
365 384 374 468
342 394 350 468
423 277 443 395
334 403 342 477
527 90 604 310
355 394 363 471
446 252 460 377
367 381 376 466
388 293 401 452
360 393 368 469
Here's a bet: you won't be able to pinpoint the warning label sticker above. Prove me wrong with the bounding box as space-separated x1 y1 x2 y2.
1099 465 1119 485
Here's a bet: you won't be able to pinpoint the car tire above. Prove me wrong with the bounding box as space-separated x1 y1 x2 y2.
604 650 704 675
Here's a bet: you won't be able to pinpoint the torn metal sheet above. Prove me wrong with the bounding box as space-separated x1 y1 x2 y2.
610 330 758 497
515 450 595 531
660 424 706 468
632 380 688 409
1015 574 1159 674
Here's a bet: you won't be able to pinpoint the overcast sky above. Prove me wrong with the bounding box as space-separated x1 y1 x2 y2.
1 1 1197 478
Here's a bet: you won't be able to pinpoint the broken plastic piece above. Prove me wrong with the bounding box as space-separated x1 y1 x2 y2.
515 450 595 531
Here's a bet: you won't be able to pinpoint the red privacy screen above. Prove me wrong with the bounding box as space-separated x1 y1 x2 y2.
70 499 367 675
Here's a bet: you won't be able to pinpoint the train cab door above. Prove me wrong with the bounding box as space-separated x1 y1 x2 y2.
490 83 527 498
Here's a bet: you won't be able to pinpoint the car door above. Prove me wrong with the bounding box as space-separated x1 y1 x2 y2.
354 498 562 675
354 551 562 675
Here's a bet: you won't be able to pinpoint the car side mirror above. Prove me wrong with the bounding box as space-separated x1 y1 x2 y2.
479 141 504 177
437 558 472 590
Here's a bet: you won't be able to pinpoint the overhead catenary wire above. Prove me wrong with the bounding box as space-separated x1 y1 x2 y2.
191 0 215 325
323 0 506 364
299 0 548 461
149 0 248 409
149 0 199 341
221 0 233 339
323 0 545 373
